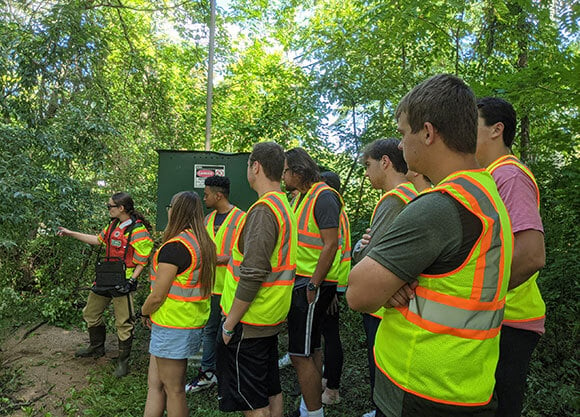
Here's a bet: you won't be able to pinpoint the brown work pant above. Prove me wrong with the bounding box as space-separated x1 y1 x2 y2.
82 291 135 342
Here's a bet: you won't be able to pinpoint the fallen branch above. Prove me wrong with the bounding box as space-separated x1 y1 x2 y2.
17 321 47 344
0 390 50 414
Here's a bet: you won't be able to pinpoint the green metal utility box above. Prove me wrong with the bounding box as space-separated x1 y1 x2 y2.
156 150 255 230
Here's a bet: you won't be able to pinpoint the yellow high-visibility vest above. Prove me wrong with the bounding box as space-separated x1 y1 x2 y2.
150 229 210 329
205 207 246 295
488 154 546 324
292 182 343 282
220 191 297 326
337 208 352 290
374 170 513 405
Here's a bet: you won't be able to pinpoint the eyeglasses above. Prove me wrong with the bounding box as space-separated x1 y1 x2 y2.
165 204 172 212
106 204 118 209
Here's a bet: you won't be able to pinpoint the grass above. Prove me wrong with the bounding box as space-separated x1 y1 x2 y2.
2 288 578 416
66 297 373 416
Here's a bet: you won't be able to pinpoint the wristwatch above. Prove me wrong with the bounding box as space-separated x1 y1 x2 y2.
307 281 319 291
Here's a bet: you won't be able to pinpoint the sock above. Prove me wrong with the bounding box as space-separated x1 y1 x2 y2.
299 397 308 417
307 408 324 417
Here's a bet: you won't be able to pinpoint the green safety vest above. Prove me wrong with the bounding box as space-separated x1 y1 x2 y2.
220 191 297 326
488 155 546 324
374 170 513 406
369 182 418 318
292 182 344 282
150 229 210 329
205 207 246 295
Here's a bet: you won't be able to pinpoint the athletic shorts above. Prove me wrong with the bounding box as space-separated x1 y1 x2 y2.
149 323 203 360
287 284 337 356
216 321 281 412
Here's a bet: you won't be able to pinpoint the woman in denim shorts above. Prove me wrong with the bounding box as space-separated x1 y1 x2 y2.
140 191 216 417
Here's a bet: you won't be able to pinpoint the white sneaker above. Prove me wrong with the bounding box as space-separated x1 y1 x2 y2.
362 411 376 417
278 353 292 368
321 388 340 405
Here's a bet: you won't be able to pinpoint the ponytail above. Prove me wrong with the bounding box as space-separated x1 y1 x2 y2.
111 192 152 232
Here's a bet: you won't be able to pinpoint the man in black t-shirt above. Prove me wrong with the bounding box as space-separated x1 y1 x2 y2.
283 148 342 417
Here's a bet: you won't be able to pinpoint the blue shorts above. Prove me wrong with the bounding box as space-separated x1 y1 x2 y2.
149 323 203 360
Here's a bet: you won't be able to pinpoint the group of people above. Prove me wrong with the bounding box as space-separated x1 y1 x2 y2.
58 73 546 417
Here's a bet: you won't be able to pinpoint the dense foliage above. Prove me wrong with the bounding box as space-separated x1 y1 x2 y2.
0 0 578 416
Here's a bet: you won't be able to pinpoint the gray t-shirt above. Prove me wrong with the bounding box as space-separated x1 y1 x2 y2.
368 192 482 283
352 194 406 263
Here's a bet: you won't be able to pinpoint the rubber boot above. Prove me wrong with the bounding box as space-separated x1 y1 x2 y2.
114 337 132 378
75 325 106 358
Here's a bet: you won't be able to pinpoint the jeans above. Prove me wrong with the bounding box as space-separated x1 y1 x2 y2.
201 294 221 372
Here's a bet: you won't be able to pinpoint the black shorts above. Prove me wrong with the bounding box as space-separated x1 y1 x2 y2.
216 321 281 412
287 284 336 356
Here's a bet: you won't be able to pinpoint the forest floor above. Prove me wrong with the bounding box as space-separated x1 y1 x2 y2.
0 323 119 416
0 304 373 417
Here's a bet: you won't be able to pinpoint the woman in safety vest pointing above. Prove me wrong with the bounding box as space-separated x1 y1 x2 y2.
57 192 154 377
140 191 216 417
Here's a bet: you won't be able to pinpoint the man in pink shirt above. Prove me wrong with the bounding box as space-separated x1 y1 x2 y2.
476 97 546 417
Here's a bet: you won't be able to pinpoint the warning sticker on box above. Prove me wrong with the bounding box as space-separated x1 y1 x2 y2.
194 164 226 188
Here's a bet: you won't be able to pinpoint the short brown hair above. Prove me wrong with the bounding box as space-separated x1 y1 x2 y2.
362 138 407 174
249 142 285 182
395 74 477 154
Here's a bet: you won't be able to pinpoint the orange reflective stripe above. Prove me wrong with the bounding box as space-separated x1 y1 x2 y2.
168 294 207 302
414 286 505 311
178 233 201 287
396 183 418 201
261 279 295 287
397 306 502 340
271 265 297 272
503 314 545 323
446 175 509 302
262 194 294 266
219 209 245 255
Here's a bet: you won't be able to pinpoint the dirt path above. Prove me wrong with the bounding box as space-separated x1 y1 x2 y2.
0 323 119 416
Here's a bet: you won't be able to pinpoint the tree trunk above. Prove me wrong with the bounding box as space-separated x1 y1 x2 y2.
520 115 530 163
341 102 359 193
516 4 530 162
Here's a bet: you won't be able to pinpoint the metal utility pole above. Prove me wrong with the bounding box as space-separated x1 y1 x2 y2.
204 0 216 151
